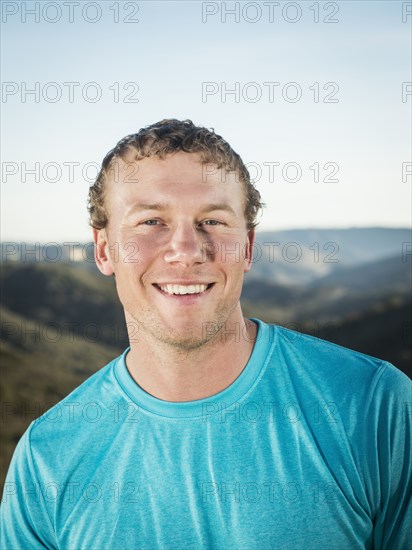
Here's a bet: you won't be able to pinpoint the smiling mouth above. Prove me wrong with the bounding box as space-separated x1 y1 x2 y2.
154 283 214 295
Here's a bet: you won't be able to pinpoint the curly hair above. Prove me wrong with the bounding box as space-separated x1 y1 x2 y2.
88 119 263 231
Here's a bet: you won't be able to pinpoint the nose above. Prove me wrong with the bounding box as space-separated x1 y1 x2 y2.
163 222 206 267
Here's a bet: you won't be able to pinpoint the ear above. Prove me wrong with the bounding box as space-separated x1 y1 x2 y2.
93 228 115 276
244 229 255 273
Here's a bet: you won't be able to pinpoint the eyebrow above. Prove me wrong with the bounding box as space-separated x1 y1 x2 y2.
126 203 167 214
199 203 237 217
125 203 238 217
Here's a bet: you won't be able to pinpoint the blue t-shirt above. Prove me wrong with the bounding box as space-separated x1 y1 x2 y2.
1 319 411 550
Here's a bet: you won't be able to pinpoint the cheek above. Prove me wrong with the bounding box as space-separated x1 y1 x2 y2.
131 239 159 266
112 235 154 267
218 237 250 268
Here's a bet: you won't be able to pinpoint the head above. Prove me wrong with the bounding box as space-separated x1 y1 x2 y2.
88 119 264 350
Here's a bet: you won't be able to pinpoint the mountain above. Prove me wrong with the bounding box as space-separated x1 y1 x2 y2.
309 253 411 292
249 227 411 285
1 262 127 347
242 253 411 323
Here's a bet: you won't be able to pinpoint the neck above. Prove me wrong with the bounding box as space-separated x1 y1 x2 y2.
124 315 257 402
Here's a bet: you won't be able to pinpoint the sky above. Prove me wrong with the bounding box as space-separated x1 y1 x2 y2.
1 0 411 242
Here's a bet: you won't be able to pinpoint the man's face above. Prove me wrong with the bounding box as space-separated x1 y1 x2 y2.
94 151 254 350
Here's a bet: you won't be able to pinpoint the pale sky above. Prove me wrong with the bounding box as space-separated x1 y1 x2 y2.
1 0 411 241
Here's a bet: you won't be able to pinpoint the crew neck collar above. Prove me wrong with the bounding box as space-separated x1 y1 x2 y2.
114 318 276 419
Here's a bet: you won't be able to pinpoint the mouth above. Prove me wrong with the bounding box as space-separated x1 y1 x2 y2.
154 283 214 296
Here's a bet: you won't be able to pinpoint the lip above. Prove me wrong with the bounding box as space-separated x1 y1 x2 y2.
153 282 215 303
154 281 215 286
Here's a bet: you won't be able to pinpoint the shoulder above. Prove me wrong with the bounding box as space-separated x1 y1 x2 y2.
262 322 411 477
27 351 126 448
261 321 411 402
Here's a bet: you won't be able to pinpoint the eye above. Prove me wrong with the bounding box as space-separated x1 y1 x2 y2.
201 220 222 226
143 219 159 226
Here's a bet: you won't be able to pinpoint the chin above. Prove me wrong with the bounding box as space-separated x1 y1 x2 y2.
127 307 234 350
158 326 215 351
146 319 222 351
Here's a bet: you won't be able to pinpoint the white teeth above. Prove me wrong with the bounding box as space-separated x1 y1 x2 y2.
159 284 208 295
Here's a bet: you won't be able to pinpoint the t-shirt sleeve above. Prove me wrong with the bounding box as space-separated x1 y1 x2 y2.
0 422 56 550
368 362 412 550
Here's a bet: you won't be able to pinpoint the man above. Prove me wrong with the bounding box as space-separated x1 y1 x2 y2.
1 119 411 549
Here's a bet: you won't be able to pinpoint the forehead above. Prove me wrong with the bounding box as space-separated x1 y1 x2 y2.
106 151 245 207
